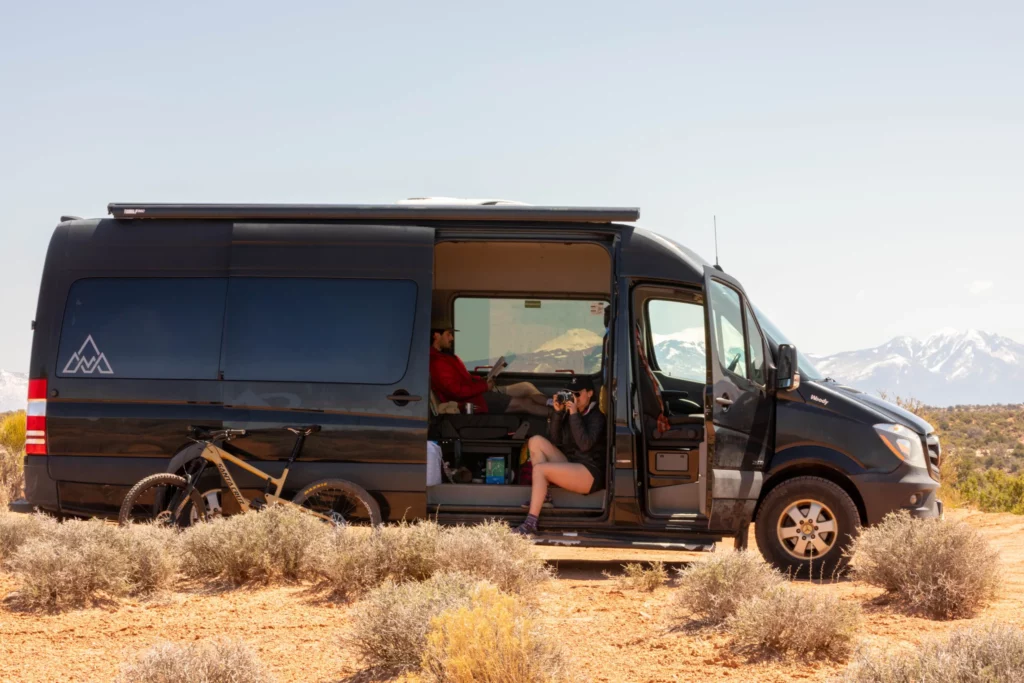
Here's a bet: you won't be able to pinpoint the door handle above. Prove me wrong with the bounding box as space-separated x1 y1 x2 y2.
386 391 422 406
715 395 734 407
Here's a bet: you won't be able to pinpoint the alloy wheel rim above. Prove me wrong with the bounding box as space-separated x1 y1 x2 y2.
776 498 838 560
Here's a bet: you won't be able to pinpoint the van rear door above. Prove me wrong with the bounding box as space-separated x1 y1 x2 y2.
220 222 435 521
703 267 774 531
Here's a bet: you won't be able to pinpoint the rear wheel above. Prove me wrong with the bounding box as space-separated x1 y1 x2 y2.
292 479 382 527
754 476 860 578
118 473 206 527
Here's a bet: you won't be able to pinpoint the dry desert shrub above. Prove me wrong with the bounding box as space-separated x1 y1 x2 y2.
846 511 1000 619
728 584 861 661
0 510 56 562
434 520 551 596
115 636 275 683
421 582 569 683
307 520 442 600
836 622 1024 683
180 505 331 586
347 572 479 672
673 550 785 625
604 561 668 592
8 519 178 609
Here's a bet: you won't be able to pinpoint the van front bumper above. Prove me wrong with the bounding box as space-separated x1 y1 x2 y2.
851 463 941 526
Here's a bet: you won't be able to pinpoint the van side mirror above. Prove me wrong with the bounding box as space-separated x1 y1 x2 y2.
776 344 801 391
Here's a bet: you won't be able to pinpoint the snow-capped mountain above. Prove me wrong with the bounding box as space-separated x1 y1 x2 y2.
810 330 1024 407
0 369 28 413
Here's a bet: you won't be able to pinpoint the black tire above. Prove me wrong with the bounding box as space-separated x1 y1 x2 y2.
291 479 382 526
754 476 860 578
118 473 206 527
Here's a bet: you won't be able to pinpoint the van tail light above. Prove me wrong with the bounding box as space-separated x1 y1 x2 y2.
26 379 47 455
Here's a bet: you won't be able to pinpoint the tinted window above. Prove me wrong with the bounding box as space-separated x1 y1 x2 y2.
222 278 417 383
57 278 227 379
647 299 706 383
745 305 766 386
453 298 608 374
708 281 748 380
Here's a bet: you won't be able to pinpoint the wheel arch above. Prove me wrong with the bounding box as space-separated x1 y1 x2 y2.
754 463 867 527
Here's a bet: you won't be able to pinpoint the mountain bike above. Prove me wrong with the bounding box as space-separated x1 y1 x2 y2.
118 425 382 527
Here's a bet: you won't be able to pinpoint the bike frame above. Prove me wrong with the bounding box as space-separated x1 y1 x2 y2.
191 442 331 522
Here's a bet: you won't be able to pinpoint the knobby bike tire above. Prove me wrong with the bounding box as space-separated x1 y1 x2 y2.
291 479 382 526
118 473 207 527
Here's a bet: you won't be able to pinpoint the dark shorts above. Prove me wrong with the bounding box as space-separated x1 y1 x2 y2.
482 390 512 414
569 456 605 494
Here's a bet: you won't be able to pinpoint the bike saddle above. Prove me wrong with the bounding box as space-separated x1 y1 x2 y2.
285 425 322 436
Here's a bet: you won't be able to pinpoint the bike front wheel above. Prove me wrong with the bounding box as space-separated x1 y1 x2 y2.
291 479 382 527
119 473 207 527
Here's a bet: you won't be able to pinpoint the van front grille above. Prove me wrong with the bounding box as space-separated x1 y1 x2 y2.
926 433 941 481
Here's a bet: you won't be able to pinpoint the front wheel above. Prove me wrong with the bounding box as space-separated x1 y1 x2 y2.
754 476 860 578
119 473 206 527
292 479 382 527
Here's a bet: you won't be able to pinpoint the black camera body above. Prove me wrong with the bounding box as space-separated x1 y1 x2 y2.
555 389 574 405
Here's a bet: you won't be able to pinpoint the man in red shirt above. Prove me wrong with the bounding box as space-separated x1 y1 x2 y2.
430 319 549 416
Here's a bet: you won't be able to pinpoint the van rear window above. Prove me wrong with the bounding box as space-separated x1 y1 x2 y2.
57 278 227 379
453 298 607 375
221 278 417 384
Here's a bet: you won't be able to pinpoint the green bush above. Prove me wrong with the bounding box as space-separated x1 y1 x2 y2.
0 411 26 506
847 511 1001 619
957 469 1024 514
837 623 1024 682
0 411 25 454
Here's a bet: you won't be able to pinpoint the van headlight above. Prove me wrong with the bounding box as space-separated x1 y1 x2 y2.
874 423 927 468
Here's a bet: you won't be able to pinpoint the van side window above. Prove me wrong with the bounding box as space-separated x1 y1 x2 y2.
745 304 766 386
57 278 227 380
221 278 417 384
646 299 706 384
453 298 608 375
708 281 748 380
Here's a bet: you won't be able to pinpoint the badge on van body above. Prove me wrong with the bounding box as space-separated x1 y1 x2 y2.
62 335 114 375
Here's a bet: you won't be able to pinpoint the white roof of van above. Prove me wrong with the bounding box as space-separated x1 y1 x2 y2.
396 197 531 206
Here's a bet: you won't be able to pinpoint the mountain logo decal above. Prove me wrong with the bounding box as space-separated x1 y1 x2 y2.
62 335 114 375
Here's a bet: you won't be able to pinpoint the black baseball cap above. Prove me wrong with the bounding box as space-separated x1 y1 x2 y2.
568 376 595 392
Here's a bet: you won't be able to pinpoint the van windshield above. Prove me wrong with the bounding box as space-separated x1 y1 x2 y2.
751 306 823 381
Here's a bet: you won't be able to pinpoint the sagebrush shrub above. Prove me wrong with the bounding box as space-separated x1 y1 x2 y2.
8 519 178 609
847 511 1000 619
307 520 442 600
673 551 784 625
434 520 551 596
0 411 26 507
115 637 275 683
180 505 331 586
0 510 56 562
347 572 479 671
728 585 861 660
837 623 1024 683
604 561 667 592
422 582 568 683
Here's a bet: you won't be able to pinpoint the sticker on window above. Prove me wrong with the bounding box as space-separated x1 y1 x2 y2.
62 335 114 375
524 300 542 309
590 302 605 315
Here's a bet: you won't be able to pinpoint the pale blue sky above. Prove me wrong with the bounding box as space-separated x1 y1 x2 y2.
2 1 1022 370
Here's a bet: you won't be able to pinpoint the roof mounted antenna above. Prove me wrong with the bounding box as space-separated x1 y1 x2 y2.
713 215 723 271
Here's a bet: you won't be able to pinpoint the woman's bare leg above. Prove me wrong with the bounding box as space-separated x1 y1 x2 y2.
527 435 568 464
528 463 594 516
506 397 550 417
502 382 544 399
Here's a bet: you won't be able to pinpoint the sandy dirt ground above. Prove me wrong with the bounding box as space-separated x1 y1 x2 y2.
1 508 1022 683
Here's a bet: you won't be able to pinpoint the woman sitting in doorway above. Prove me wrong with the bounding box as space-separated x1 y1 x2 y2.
514 376 606 535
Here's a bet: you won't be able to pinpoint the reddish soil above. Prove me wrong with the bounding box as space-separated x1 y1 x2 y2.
1 508 1022 682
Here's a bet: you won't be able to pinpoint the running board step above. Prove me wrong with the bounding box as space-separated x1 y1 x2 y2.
530 531 717 552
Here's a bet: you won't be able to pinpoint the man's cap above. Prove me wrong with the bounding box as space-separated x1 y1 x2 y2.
431 316 458 332
568 376 595 392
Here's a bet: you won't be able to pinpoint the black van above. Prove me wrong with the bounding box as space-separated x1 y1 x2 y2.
13 201 942 574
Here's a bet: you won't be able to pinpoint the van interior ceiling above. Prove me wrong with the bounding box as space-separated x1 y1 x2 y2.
427 240 614 515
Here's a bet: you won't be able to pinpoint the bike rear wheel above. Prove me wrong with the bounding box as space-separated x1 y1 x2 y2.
119 473 207 527
291 479 382 526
